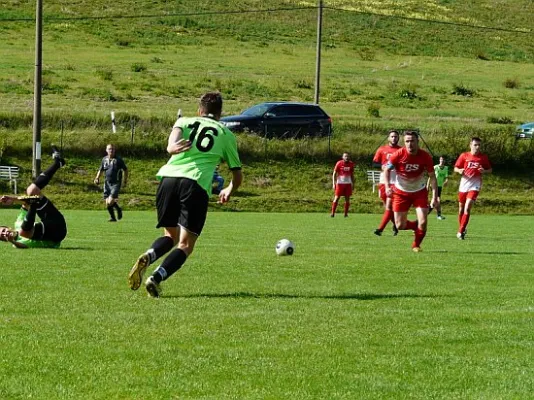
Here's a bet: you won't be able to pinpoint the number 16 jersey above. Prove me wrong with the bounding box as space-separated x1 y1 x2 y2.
157 117 242 195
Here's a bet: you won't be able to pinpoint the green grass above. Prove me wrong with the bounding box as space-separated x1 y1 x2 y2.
0 211 532 399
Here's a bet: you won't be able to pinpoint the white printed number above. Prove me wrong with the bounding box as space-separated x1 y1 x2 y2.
405 164 420 172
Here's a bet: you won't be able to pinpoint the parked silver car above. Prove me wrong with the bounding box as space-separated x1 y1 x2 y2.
516 122 534 139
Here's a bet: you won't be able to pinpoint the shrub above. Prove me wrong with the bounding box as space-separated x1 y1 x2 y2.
116 38 132 47
503 78 520 89
367 102 380 118
399 85 419 100
358 47 376 61
131 63 147 73
487 116 514 125
95 67 113 81
295 79 312 89
452 83 476 97
475 50 490 61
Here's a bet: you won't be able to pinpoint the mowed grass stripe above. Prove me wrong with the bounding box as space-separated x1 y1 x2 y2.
0 211 532 399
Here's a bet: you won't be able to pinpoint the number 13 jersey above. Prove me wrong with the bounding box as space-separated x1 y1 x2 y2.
157 116 242 194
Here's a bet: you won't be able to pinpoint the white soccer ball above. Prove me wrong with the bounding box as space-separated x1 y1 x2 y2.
275 239 295 256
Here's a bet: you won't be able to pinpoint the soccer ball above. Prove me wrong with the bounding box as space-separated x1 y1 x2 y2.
275 239 295 256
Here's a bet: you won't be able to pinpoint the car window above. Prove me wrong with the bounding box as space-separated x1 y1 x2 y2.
270 105 294 116
296 105 324 116
270 105 325 117
241 104 272 117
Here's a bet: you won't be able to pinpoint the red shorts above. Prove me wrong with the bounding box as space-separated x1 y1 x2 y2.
378 183 394 203
458 190 479 203
335 183 353 197
392 188 429 213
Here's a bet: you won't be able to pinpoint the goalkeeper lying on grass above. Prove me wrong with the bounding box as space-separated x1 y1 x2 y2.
0 148 67 249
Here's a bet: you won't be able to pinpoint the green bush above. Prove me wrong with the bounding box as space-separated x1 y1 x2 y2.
487 116 514 124
503 78 520 89
131 63 147 73
451 83 476 97
95 67 113 81
367 103 381 118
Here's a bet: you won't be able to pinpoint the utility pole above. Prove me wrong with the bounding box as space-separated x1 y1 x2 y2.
314 0 323 104
33 0 43 178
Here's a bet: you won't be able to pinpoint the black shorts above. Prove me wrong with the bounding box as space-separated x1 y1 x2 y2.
156 177 209 236
32 197 67 243
104 181 121 199
437 186 443 198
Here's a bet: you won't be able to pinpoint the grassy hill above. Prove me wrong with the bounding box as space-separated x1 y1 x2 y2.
1 1 532 126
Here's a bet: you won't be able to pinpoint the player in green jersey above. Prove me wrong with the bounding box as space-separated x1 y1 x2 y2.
0 148 67 249
427 156 448 220
128 92 243 298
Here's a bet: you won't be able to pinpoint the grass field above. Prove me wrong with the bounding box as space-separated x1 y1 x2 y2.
1 211 532 399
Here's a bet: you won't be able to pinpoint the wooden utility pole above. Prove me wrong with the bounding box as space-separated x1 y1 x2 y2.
314 0 323 104
33 0 43 178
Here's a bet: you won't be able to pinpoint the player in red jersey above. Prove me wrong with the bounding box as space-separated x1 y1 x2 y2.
454 137 492 240
331 152 355 217
384 131 439 252
372 130 401 236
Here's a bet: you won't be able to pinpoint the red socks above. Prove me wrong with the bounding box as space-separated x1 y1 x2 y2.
459 213 470 233
344 202 350 216
405 220 418 231
331 201 338 216
378 210 394 231
413 228 427 247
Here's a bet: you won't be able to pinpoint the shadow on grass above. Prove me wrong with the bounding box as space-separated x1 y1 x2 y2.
428 250 528 255
165 292 441 300
58 246 97 250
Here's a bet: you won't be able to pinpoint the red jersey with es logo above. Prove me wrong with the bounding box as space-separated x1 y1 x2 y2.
455 152 491 192
334 160 355 185
373 144 401 184
389 147 434 193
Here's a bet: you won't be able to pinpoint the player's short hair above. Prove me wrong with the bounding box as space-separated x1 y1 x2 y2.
199 92 223 117
471 137 482 143
403 130 419 140
388 129 399 135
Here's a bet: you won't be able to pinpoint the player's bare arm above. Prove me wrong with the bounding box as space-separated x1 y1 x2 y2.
454 167 464 175
94 168 102 185
480 167 492 174
384 164 393 196
1 195 15 206
218 169 243 204
167 127 192 155
1 195 39 206
332 170 337 190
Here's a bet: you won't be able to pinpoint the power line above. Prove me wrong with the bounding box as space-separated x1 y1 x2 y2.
325 6 532 35
0 5 531 35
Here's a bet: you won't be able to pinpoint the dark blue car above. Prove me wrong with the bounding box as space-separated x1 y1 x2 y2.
220 102 332 139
